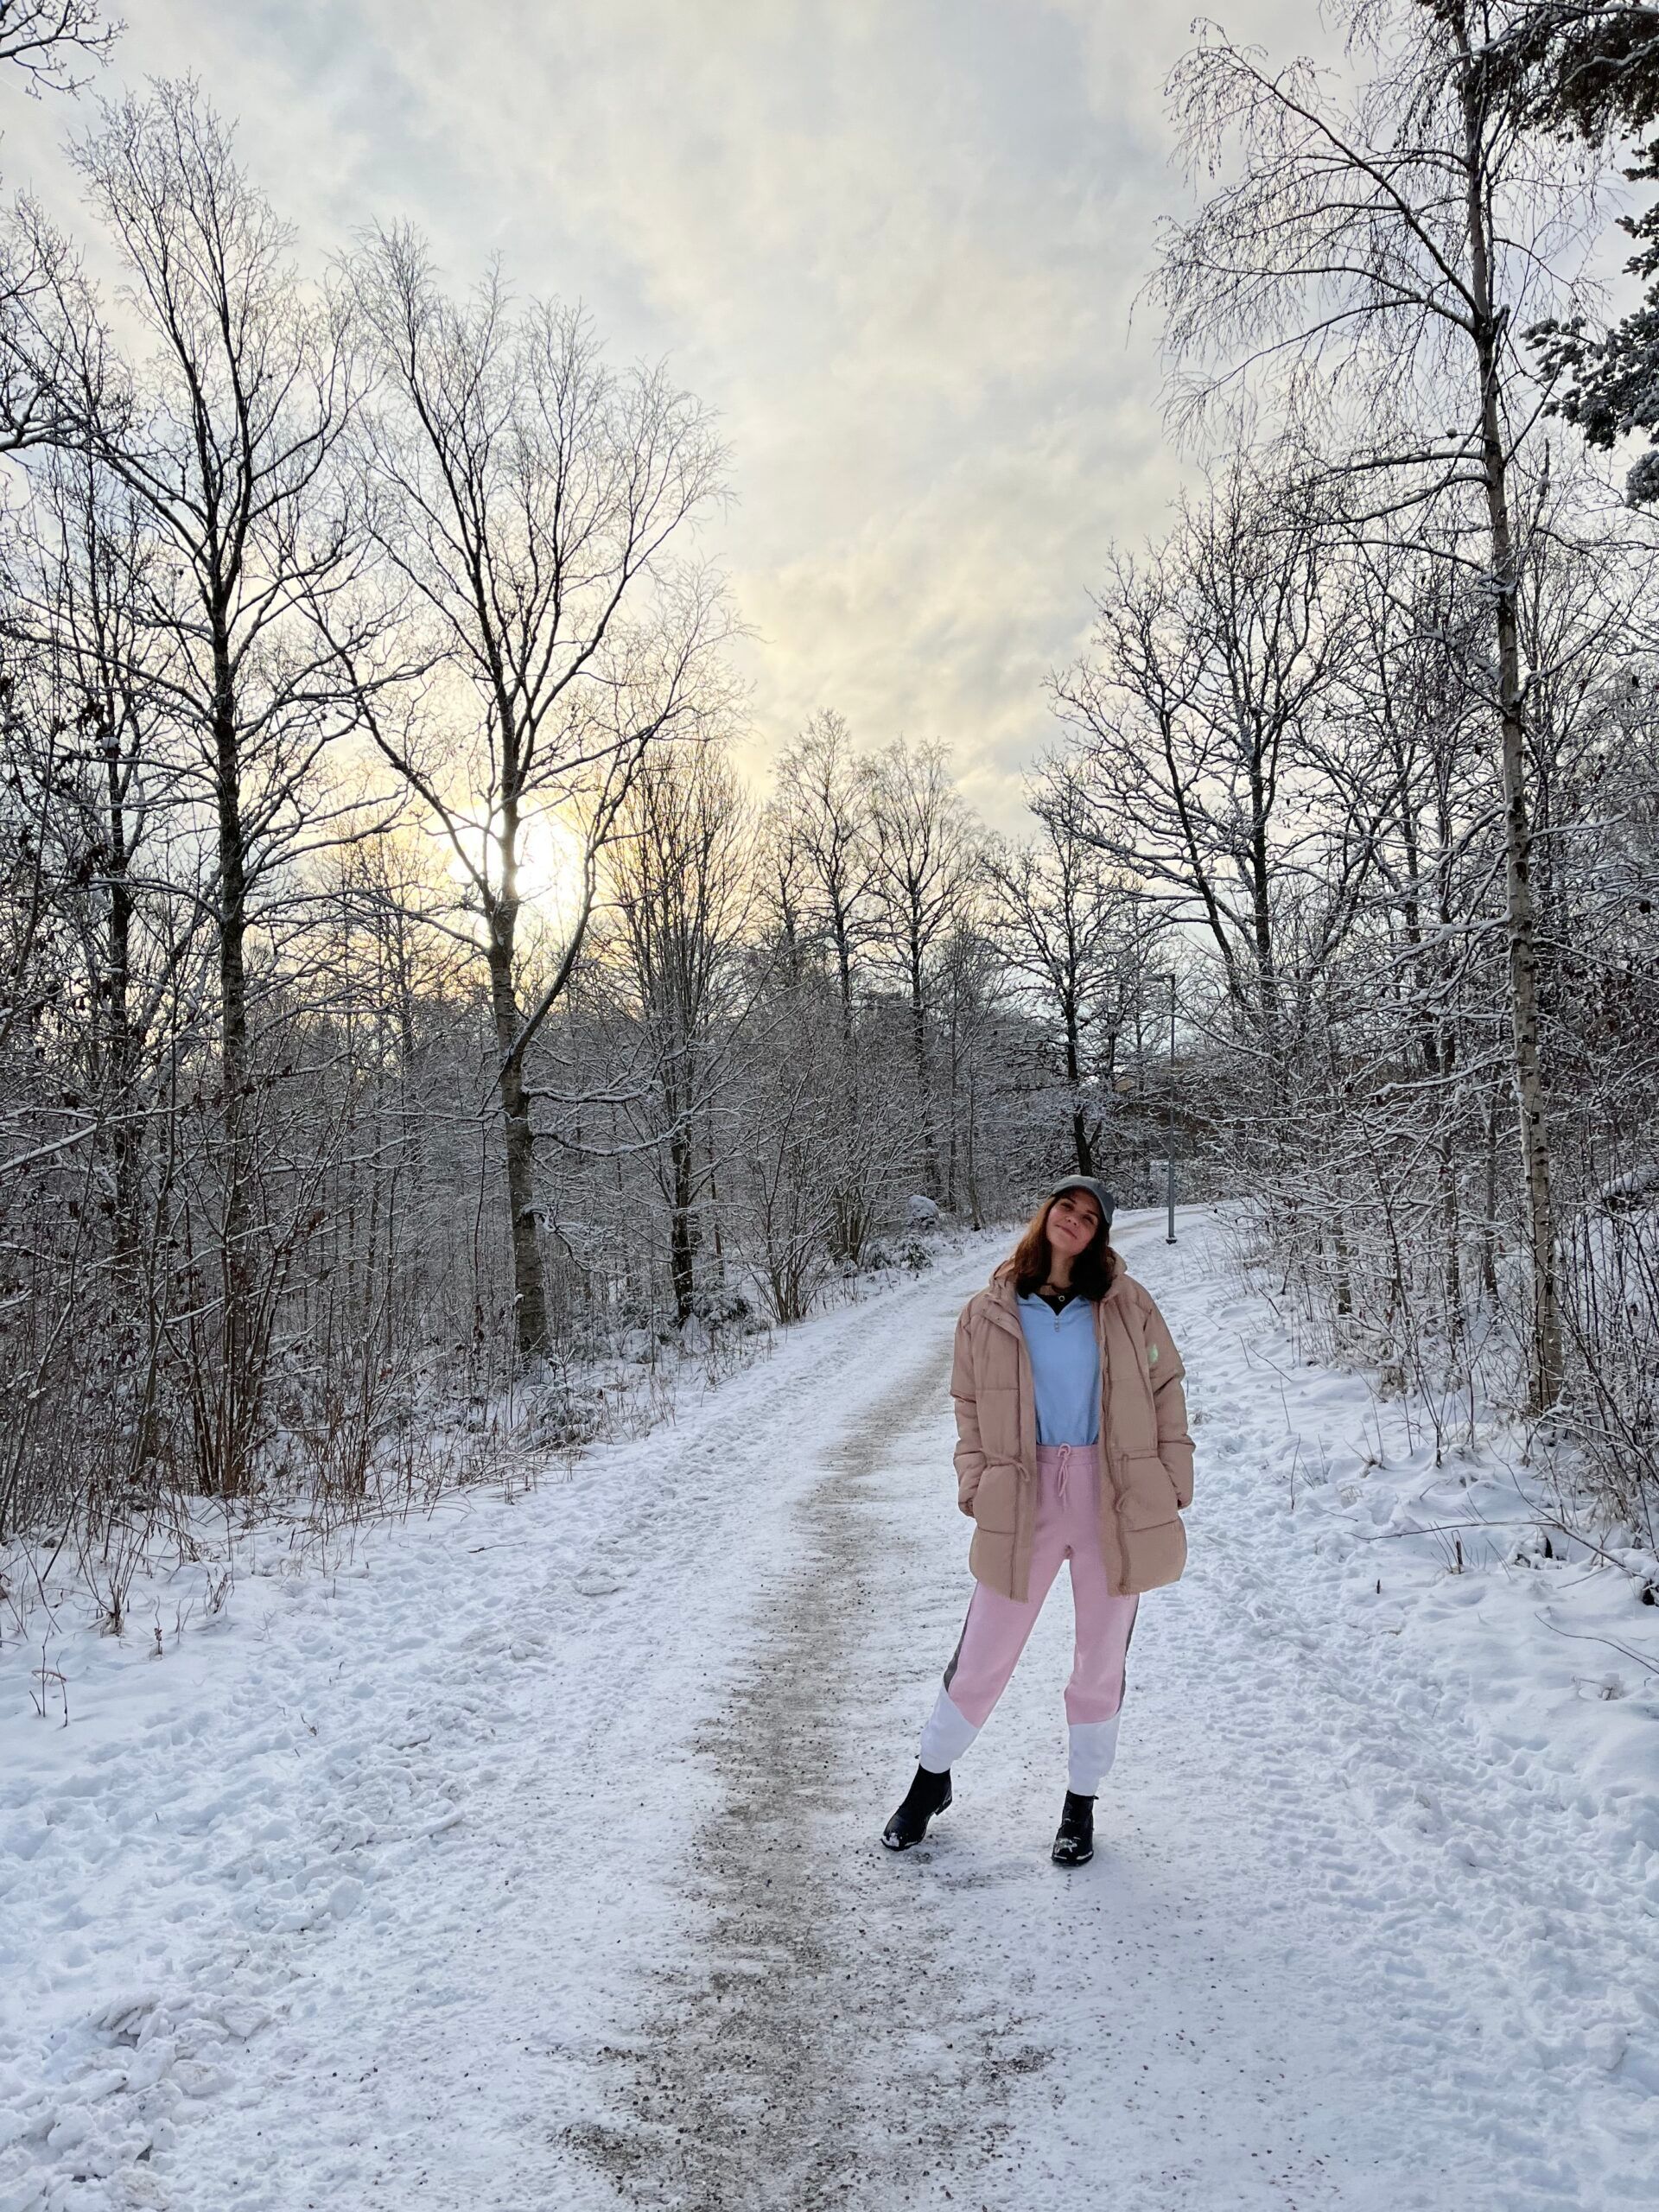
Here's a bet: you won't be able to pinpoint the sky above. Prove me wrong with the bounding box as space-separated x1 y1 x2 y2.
0 0 1328 833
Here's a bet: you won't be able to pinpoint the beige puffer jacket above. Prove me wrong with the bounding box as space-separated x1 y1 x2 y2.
950 1264 1194 1603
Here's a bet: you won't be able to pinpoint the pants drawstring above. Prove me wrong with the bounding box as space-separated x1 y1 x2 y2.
1056 1441 1072 1503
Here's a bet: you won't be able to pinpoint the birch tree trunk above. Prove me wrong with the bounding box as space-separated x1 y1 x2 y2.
1459 30 1563 1410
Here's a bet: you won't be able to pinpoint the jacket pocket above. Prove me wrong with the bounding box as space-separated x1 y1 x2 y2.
1118 1453 1180 1529
971 1459 1020 1535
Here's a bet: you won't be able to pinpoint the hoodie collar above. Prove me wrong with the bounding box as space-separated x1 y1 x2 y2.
983 1265 1123 1336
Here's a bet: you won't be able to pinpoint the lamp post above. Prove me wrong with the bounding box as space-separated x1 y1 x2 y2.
1147 970 1177 1243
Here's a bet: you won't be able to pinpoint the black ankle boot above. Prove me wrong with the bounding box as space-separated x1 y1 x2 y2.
882 1764 952 1851
1052 1789 1095 1866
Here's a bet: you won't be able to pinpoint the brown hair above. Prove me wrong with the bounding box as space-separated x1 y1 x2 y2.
1001 1193 1119 1300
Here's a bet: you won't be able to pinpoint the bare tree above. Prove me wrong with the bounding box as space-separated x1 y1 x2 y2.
1054 459 1373 1105
0 3 124 453
348 226 732 1358
753 779 813 990
8 456 196 1279
867 736 978 1198
0 2 118 95
1149 0 1609 1407
767 709 878 1042
7 85 378 1488
988 756 1168 1178
599 741 754 1323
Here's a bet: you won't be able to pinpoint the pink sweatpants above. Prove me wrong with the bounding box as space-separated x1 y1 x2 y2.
919 1442 1138 1795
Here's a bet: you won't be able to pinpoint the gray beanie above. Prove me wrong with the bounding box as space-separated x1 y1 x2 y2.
1047 1175 1115 1234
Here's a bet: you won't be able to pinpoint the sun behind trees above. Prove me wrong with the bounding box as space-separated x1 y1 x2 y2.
343 224 735 1361
0 81 1179 1580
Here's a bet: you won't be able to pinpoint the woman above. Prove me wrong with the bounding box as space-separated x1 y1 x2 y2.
881 1176 1193 1867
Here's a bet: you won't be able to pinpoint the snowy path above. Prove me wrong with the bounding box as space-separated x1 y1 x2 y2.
3 1217 1656 2211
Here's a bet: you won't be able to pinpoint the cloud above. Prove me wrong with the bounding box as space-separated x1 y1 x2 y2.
0 0 1325 836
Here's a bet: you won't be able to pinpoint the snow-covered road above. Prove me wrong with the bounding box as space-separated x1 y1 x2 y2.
4 1216 1656 2210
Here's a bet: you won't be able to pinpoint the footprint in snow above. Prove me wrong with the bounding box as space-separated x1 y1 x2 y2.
573 1567 626 1598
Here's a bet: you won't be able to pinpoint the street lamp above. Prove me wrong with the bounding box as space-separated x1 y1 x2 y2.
1147 970 1178 1244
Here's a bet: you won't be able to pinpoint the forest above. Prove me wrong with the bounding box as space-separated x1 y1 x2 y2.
3 0 1657 1607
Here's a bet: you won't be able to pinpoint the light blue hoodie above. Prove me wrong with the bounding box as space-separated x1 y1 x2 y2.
1015 1292 1101 1446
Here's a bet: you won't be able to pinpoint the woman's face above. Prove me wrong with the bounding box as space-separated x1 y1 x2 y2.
1046 1191 1102 1264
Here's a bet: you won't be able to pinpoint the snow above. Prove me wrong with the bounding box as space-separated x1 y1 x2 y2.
3 1210 1656 2209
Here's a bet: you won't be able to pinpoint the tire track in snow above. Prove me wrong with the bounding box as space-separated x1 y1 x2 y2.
564 1327 1038 2209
